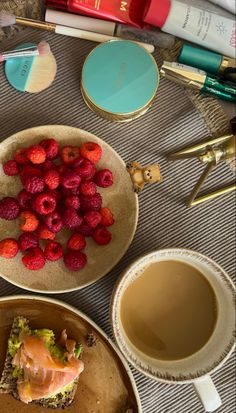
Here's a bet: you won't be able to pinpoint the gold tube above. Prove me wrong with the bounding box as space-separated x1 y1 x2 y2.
15 17 56 32
187 163 214 207
190 184 236 206
170 134 234 157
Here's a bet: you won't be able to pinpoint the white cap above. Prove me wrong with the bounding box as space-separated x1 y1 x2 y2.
45 8 116 36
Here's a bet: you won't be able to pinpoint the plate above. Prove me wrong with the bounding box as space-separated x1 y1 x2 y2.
0 125 138 293
0 295 141 413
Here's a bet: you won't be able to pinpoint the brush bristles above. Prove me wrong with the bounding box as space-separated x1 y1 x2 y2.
37 41 51 56
0 11 16 27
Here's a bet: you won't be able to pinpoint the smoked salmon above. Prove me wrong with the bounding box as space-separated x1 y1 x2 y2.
12 331 84 404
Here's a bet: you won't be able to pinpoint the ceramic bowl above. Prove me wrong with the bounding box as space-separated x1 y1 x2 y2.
0 125 138 293
0 295 141 413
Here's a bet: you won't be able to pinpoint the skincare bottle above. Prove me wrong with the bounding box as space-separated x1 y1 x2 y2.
178 44 236 83
45 8 175 49
144 0 236 58
45 0 146 27
209 0 235 14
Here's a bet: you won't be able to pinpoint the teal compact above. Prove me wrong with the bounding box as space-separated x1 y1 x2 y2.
81 40 159 122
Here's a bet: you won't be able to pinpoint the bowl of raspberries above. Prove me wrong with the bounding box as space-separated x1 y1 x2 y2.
0 125 138 293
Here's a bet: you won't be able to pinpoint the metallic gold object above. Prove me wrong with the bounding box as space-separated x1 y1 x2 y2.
169 134 236 207
15 17 56 32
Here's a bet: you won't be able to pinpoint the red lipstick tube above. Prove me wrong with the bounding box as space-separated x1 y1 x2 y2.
45 0 146 27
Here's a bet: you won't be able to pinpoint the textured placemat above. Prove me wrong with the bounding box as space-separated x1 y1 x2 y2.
0 25 235 413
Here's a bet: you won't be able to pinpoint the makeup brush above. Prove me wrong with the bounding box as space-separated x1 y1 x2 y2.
0 11 154 54
0 41 50 62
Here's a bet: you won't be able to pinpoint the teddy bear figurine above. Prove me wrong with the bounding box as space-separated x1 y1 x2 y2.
126 161 162 193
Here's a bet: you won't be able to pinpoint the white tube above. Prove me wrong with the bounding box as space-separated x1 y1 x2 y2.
55 25 155 53
45 8 116 36
162 1 236 58
208 0 236 15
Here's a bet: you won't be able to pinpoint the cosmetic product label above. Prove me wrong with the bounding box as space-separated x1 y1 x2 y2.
163 1 236 58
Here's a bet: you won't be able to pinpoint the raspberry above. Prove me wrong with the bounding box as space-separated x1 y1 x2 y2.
3 160 19 176
76 223 95 237
49 189 61 203
92 227 112 245
80 193 102 212
18 232 38 252
80 181 96 197
0 197 20 220
67 233 86 251
61 146 80 165
14 148 29 165
39 138 59 160
42 160 55 172
63 250 87 271
27 145 46 164
22 247 45 270
20 165 42 185
80 141 102 164
23 176 45 194
38 224 56 240
20 211 39 232
95 169 113 188
17 190 33 210
44 241 63 261
62 186 80 197
64 195 80 209
44 169 60 190
57 164 68 175
63 208 83 229
84 211 101 228
33 192 57 215
45 211 63 233
61 170 81 189
100 207 115 227
72 157 96 180
0 238 19 258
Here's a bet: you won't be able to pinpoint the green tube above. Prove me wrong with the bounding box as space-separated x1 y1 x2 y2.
201 79 236 103
179 45 222 75
179 44 236 83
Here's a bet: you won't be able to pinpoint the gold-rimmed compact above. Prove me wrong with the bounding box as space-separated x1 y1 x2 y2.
81 40 159 122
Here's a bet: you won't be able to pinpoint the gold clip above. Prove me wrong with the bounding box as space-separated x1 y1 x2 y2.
168 134 236 206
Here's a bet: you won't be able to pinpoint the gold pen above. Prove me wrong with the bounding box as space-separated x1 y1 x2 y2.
161 62 236 103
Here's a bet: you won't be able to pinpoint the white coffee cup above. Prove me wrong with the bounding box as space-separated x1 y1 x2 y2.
111 249 235 412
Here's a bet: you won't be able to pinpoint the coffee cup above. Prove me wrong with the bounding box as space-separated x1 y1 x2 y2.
110 248 235 412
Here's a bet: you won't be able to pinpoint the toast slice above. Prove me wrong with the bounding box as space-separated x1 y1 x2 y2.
0 316 81 409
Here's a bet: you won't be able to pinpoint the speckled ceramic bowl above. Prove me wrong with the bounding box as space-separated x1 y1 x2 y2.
0 125 138 293
0 295 141 413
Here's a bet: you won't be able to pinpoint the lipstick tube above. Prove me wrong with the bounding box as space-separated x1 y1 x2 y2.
161 62 236 103
45 9 176 49
45 0 146 27
178 44 236 83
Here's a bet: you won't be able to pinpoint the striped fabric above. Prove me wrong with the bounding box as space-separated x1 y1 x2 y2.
0 29 235 413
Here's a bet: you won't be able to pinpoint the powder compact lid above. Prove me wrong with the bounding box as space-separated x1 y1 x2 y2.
81 40 159 122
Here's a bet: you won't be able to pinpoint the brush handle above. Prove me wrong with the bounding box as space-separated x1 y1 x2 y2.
0 47 39 62
55 25 155 53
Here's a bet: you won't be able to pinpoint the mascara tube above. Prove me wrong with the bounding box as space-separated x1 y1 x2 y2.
178 44 236 83
161 62 236 103
45 8 175 49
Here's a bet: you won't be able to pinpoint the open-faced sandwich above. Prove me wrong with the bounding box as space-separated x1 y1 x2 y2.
0 316 84 408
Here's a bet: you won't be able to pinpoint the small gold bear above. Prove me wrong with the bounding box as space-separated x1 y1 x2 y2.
126 161 162 193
